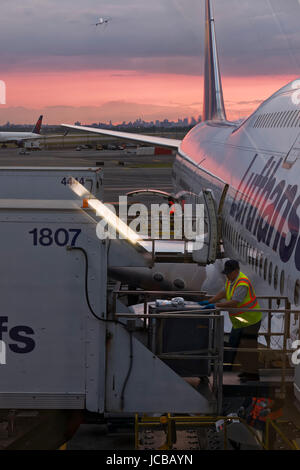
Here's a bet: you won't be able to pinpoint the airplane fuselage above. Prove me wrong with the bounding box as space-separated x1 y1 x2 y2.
0 132 41 143
174 80 300 305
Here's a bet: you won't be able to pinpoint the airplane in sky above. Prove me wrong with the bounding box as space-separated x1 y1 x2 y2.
0 115 43 146
62 0 300 326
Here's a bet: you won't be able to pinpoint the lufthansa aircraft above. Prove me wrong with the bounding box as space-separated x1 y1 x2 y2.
62 0 300 323
0 115 43 145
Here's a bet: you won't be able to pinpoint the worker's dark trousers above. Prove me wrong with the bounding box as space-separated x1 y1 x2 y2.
226 321 261 374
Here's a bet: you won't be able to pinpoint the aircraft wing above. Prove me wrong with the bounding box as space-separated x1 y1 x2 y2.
61 124 181 149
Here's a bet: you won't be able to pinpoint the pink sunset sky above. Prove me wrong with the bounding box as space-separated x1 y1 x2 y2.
0 0 299 125
0 71 298 124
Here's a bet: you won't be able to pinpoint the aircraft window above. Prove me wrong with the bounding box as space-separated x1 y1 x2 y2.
290 110 297 125
266 114 272 127
291 110 300 127
287 110 295 127
257 115 264 127
253 116 259 128
280 270 285 295
273 112 282 127
268 262 273 285
269 113 275 127
259 256 263 277
266 113 273 127
275 112 283 126
260 114 266 127
269 113 277 127
282 111 289 127
261 114 267 127
274 266 278 290
268 113 274 127
279 112 287 128
257 115 263 127
255 253 259 272
248 245 252 265
264 258 268 280
242 239 246 260
240 238 244 258
286 110 295 127
275 112 285 128
274 113 280 126
285 111 291 126
283 111 292 127
264 114 270 128
251 248 255 268
294 280 300 306
265 113 271 127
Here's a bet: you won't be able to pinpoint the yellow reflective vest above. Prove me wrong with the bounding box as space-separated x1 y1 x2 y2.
225 271 262 329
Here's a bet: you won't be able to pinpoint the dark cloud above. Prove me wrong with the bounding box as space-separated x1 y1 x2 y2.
0 0 299 76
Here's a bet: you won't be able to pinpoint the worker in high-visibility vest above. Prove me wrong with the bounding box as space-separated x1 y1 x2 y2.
205 259 262 381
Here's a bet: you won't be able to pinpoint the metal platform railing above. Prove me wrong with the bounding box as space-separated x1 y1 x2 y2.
134 413 299 450
111 290 300 400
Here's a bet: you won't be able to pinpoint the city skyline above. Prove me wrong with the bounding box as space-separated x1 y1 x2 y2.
0 115 201 130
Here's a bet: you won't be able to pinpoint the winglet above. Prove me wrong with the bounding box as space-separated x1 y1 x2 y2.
32 115 43 134
202 0 226 122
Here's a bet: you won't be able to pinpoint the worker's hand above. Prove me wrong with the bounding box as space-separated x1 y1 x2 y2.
198 300 210 306
203 303 215 310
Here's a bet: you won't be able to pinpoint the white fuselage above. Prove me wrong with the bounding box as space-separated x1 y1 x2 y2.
174 81 300 306
0 132 40 143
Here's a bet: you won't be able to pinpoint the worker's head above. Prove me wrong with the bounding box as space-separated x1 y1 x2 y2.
222 259 240 281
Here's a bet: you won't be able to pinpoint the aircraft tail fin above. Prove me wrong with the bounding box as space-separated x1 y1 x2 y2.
202 0 226 122
32 115 43 134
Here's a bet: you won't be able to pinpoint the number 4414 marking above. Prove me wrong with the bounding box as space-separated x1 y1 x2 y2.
29 228 81 247
61 177 85 186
